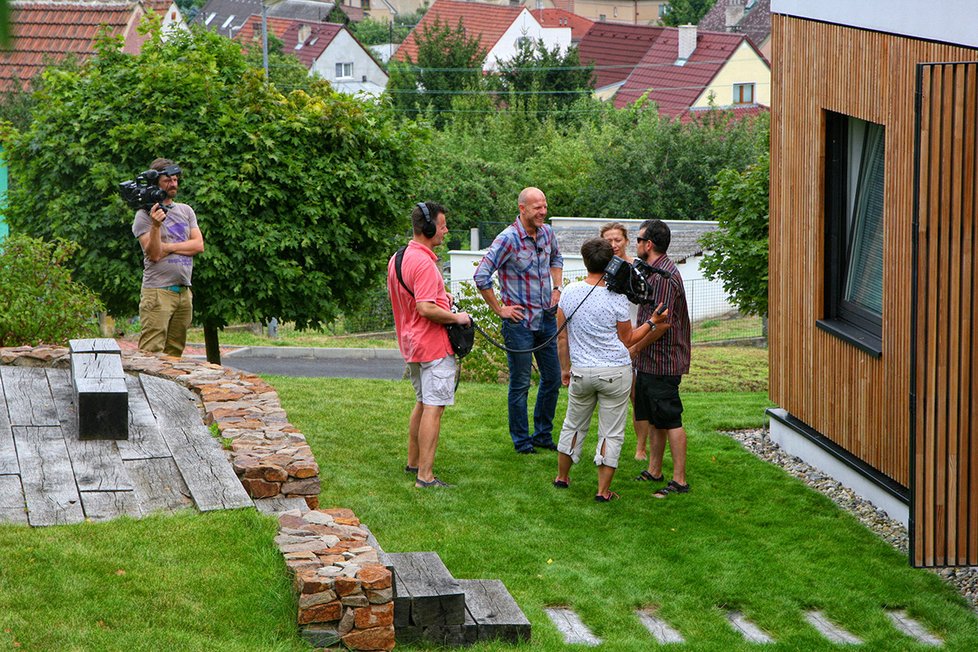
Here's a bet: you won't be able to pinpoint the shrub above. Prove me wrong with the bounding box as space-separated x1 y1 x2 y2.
454 281 509 383
0 234 104 346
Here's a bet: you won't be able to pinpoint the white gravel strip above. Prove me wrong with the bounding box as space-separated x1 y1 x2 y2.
723 428 978 614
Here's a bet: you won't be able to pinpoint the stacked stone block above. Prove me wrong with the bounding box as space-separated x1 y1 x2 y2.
277 507 396 651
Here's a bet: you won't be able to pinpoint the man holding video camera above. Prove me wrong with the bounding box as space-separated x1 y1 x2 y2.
131 158 204 357
631 219 691 498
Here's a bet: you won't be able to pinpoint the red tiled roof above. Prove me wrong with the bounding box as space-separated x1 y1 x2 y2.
394 0 524 64
0 1 149 92
614 27 766 117
530 8 592 42
699 0 771 54
234 15 345 69
679 102 769 123
577 22 664 90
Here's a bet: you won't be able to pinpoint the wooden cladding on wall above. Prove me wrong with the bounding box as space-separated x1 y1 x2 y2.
769 15 978 489
912 62 978 568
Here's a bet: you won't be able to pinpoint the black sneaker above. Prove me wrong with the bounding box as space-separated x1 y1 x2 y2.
533 440 558 451
517 447 537 455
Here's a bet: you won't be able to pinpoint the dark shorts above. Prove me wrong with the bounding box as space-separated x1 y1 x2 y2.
634 373 684 429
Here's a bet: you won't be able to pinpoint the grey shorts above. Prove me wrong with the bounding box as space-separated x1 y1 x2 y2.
408 355 457 406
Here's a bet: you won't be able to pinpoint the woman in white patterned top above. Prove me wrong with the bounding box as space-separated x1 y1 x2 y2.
553 238 669 502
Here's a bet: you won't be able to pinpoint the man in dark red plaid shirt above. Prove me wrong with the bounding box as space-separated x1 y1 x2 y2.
631 219 692 498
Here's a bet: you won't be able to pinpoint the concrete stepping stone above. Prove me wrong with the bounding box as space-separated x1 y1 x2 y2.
727 610 774 644
544 607 601 646
636 608 684 643
886 610 943 647
805 610 863 644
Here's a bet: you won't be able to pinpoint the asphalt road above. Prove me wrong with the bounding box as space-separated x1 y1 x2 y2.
207 347 407 380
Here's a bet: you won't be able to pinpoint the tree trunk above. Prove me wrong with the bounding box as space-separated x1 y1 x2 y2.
204 323 221 365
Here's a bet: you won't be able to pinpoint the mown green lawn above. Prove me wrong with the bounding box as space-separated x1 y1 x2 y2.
270 377 978 651
1 365 976 650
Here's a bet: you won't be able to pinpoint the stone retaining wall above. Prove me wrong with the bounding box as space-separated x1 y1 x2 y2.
0 345 321 507
279 507 395 651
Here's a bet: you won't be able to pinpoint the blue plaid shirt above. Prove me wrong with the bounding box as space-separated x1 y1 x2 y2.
473 218 563 331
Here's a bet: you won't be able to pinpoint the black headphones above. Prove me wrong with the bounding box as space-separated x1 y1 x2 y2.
417 201 436 238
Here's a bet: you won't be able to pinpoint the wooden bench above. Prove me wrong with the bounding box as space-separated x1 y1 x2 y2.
69 339 128 440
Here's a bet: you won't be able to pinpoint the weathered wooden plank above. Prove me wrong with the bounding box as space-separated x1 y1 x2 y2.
126 374 158 428
388 552 464 627
543 607 600 646
159 426 252 512
0 475 29 525
75 377 129 440
71 352 125 382
885 610 944 647
458 579 530 644
0 376 17 474
117 425 171 461
46 368 78 433
62 437 132 492
125 457 194 514
1 366 59 427
141 374 203 428
636 608 685 644
804 610 860 645
69 338 121 354
728 611 775 644
79 490 141 522
13 426 84 526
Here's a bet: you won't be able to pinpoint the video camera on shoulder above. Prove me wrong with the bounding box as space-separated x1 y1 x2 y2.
604 255 671 305
118 169 169 212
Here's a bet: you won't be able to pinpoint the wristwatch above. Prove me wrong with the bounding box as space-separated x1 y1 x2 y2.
553 286 562 293
646 320 657 331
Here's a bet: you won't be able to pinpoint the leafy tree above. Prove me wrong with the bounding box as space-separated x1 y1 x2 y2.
387 17 487 126
660 0 715 27
495 40 593 118
0 235 104 346
575 103 768 219
0 21 422 362
350 7 429 47
700 151 770 317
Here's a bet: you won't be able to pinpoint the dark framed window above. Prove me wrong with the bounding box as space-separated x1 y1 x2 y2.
818 111 885 356
733 82 754 104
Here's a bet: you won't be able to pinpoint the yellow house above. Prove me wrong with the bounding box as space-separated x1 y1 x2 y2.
613 24 769 117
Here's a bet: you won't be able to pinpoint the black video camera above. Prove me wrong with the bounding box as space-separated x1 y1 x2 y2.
604 255 671 305
118 170 169 212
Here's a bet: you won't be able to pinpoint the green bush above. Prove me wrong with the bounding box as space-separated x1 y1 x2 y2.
454 281 508 383
0 234 104 346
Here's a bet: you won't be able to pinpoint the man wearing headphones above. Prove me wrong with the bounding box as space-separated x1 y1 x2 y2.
131 158 204 357
388 202 471 489
473 187 563 455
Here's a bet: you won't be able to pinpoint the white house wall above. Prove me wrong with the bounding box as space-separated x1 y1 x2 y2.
485 9 571 71
311 31 389 93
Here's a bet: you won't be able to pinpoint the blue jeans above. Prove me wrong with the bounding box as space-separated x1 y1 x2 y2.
501 313 561 451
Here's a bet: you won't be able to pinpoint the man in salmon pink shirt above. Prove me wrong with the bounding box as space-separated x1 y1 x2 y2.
388 201 471 489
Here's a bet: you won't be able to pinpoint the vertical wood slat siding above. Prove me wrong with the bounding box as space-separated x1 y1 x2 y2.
770 16 978 488
913 62 978 567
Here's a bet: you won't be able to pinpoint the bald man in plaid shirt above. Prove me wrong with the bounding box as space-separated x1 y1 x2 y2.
474 187 563 455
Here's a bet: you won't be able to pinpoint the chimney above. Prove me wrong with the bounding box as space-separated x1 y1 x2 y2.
677 24 697 63
297 24 311 44
725 0 745 31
